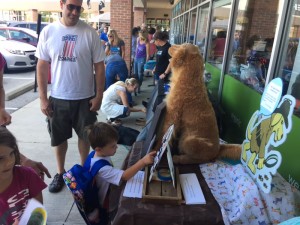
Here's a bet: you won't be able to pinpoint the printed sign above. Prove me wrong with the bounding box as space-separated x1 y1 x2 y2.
241 78 295 193
148 124 175 186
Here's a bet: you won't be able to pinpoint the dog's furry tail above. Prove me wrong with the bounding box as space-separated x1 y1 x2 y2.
217 144 242 160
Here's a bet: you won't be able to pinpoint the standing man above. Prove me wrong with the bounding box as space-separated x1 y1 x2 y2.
36 0 105 193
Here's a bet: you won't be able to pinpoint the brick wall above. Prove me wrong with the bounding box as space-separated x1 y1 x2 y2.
110 0 133 70
248 0 279 39
133 7 145 27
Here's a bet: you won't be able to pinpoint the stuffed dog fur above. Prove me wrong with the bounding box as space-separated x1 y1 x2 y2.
156 43 241 164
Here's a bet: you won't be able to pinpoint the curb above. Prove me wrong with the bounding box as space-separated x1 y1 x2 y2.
5 80 35 101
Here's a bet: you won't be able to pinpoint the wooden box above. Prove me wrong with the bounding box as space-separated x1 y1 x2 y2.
142 165 183 205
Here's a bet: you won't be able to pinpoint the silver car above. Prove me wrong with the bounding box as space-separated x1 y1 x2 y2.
0 35 36 71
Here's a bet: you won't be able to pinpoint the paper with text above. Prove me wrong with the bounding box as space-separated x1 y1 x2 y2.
123 171 144 198
179 173 206 205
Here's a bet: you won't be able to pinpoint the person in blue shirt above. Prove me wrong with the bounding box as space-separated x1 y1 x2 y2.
100 26 108 49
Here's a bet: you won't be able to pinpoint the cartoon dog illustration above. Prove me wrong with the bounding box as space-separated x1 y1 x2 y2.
242 99 292 174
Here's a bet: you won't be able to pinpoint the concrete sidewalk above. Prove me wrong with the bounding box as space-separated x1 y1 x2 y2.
7 76 155 225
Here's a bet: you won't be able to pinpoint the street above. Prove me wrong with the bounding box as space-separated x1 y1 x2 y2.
3 68 40 114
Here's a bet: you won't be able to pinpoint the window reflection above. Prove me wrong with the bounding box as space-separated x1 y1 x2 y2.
207 1 231 68
279 0 300 116
227 0 282 93
196 5 209 56
188 9 197 44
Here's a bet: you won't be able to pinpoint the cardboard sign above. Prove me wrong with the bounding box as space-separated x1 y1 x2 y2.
148 124 175 186
241 78 295 193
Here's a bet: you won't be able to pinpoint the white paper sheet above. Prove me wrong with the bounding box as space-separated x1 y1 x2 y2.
123 171 144 198
179 173 206 205
19 198 47 225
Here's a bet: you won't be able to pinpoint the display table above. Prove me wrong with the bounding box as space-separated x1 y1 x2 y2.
111 141 224 225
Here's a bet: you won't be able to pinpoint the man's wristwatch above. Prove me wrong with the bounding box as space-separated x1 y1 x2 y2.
163 72 167 75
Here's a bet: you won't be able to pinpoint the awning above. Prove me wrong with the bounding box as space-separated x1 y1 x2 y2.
88 12 110 23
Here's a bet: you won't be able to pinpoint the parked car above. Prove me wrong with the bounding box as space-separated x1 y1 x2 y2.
0 27 38 46
0 36 36 72
7 21 49 32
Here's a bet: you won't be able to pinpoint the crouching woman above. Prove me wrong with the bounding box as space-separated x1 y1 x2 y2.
101 78 146 125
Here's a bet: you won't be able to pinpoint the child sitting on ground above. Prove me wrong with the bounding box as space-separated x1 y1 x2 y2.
85 122 156 224
0 127 47 225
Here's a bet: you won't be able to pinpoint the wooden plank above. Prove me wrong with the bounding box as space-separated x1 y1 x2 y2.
143 166 183 204
161 181 177 197
147 180 162 196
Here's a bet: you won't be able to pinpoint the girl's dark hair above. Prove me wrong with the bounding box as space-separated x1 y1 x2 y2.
85 122 119 149
0 127 21 165
148 27 156 35
154 31 169 41
132 27 139 36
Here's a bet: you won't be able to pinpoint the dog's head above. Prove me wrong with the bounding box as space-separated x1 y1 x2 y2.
270 113 285 142
169 43 203 70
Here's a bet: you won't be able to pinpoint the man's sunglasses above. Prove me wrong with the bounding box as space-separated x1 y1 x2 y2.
66 4 84 13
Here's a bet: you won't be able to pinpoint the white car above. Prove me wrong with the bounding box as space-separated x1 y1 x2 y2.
0 27 38 46
0 35 36 71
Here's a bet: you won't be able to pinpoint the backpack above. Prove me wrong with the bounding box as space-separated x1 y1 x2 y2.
63 151 111 225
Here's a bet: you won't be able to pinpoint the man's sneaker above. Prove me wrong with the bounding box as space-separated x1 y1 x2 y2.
48 173 64 193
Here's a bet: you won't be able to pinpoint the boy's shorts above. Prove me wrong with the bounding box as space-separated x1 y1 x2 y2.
47 96 98 146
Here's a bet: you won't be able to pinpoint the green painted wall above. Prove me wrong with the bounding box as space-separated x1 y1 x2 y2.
205 63 221 100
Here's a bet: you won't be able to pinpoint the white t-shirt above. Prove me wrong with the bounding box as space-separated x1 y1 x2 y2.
90 156 124 206
101 83 126 119
35 20 105 100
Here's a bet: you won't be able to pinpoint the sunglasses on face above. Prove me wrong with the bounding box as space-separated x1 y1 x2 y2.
108 35 113 38
66 4 84 13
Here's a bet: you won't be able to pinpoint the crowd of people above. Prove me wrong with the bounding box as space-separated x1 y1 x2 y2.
0 0 172 224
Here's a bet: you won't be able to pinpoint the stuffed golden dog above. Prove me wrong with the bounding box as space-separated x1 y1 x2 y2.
156 43 241 164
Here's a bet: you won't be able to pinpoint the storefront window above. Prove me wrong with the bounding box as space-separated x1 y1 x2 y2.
192 0 199 7
206 0 231 68
181 0 186 13
278 0 300 116
182 13 189 43
196 4 209 56
188 8 197 43
227 0 283 93
186 0 191 11
172 17 181 44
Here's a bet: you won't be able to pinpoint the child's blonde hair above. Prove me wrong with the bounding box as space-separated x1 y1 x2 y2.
115 78 138 87
139 31 148 42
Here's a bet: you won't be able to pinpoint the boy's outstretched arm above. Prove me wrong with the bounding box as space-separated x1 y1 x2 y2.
121 151 156 181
